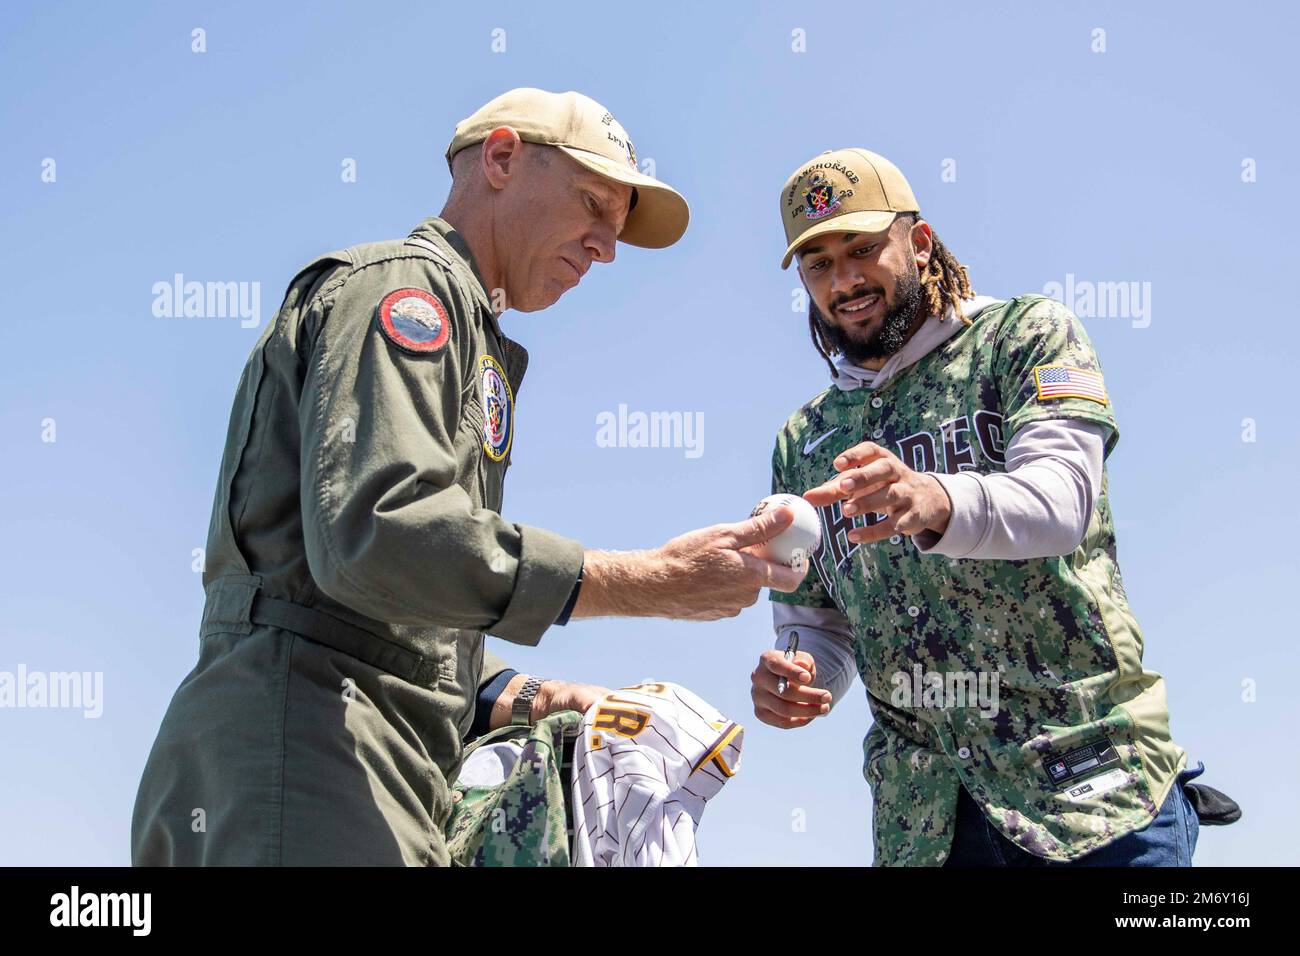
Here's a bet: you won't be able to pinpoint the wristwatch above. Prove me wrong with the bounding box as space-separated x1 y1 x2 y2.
510 676 545 726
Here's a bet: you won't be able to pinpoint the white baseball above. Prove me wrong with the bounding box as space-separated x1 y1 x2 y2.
749 493 822 567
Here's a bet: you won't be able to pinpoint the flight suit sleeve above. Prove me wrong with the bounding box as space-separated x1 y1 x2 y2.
994 296 1120 459
299 256 584 645
767 427 837 610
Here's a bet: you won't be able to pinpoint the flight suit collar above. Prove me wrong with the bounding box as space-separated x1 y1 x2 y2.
407 216 531 395
408 216 500 329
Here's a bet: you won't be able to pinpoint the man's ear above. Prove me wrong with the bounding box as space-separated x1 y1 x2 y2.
910 219 934 271
481 127 523 190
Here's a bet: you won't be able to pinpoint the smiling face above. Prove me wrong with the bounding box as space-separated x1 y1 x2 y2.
490 140 633 312
797 215 934 366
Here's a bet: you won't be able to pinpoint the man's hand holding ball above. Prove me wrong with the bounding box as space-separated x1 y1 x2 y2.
747 493 822 573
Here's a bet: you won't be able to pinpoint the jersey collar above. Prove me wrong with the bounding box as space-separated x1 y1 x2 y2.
830 295 1003 393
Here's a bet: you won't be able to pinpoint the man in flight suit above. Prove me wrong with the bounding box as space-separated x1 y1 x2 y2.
132 88 804 866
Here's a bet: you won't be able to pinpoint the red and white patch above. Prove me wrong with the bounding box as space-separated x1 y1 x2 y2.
377 288 451 353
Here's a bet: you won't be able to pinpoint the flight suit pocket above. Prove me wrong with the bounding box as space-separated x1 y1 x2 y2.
458 390 487 488
461 386 485 436
458 375 506 510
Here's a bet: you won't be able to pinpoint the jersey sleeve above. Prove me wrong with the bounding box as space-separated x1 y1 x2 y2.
993 296 1120 459
767 425 837 610
298 255 583 644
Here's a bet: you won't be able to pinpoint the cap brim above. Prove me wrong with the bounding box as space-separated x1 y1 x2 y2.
557 145 690 249
780 210 899 269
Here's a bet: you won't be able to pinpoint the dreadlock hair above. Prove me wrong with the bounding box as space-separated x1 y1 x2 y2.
806 213 975 378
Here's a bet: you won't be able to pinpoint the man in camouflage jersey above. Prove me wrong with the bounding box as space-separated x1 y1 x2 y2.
749 148 1208 866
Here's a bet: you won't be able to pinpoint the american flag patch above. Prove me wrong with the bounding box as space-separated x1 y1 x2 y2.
1033 365 1108 405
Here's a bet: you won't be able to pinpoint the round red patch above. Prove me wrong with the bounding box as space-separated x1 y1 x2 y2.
377 288 451 354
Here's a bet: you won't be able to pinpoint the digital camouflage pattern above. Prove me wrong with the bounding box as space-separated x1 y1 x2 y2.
771 294 1187 866
446 711 582 867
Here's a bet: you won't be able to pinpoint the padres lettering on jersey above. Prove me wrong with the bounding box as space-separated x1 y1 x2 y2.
771 295 1186 866
571 682 743 867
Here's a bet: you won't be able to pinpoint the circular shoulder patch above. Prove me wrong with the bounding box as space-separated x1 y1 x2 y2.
479 355 514 462
378 288 451 353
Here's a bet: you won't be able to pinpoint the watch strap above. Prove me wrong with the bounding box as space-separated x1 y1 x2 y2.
511 676 544 726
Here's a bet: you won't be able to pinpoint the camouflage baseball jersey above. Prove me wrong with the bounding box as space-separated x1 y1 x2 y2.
771 294 1187 866
446 711 582 867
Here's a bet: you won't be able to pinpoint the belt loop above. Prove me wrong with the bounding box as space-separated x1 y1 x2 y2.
201 574 263 637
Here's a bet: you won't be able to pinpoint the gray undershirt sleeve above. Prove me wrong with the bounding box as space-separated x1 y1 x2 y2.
913 419 1108 560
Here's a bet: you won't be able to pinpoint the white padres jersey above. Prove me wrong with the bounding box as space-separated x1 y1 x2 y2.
570 682 743 867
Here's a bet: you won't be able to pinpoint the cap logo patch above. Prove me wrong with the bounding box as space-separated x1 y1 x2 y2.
786 161 861 214
480 355 514 461
803 174 844 220
378 288 450 353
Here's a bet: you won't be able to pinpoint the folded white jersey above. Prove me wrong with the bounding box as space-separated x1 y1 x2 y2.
570 681 744 867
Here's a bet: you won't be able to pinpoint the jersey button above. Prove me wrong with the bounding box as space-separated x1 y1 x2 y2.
872 427 884 439
870 396 883 408
907 605 920 618
957 746 972 760
889 534 902 545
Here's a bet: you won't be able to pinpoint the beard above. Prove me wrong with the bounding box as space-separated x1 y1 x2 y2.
813 266 923 364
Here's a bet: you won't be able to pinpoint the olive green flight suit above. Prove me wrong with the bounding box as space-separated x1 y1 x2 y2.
131 217 584 866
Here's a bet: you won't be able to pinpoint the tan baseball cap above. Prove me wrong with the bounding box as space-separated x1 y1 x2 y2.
446 88 690 249
779 148 920 269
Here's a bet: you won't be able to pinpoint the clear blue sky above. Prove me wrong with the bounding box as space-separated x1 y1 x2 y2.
2 0 1296 866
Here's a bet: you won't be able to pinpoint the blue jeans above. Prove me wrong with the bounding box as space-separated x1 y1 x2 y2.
944 762 1204 867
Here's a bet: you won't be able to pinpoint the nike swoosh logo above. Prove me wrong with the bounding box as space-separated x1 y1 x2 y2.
803 428 839 456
